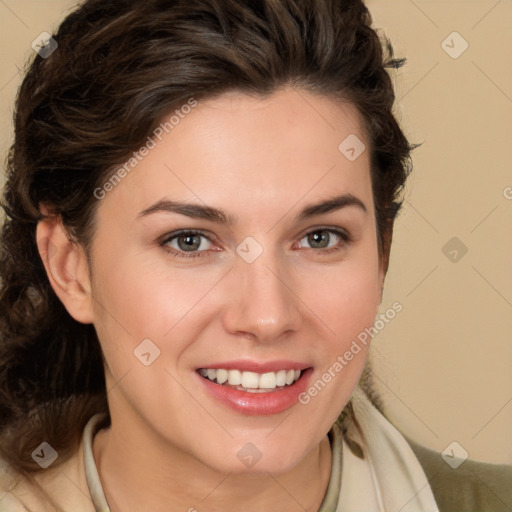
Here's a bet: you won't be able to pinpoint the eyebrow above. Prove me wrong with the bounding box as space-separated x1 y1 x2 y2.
137 193 367 225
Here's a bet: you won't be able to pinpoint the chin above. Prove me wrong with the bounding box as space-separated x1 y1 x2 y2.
200 439 311 476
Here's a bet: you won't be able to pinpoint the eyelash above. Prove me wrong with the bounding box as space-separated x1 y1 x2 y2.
160 228 352 260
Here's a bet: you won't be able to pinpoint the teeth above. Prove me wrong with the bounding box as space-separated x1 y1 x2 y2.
216 368 228 384
275 370 287 387
199 368 303 390
228 369 242 386
241 371 259 389
259 372 276 389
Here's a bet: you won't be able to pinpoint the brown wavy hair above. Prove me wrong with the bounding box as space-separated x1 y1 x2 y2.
0 0 413 481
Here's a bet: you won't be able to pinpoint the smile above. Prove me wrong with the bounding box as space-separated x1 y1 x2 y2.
198 368 302 393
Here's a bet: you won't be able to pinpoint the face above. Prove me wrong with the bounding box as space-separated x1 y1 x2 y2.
87 87 385 474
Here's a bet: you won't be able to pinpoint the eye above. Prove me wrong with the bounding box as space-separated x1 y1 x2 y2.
297 228 350 253
161 230 214 259
160 227 351 261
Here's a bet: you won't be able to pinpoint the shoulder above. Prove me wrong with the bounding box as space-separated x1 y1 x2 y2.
0 440 95 512
0 459 49 512
0 459 27 512
405 437 512 512
357 382 512 512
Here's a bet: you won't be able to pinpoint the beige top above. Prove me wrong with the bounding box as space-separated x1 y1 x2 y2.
0 387 438 511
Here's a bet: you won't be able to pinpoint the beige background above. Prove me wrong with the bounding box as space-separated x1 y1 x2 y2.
0 1 510 464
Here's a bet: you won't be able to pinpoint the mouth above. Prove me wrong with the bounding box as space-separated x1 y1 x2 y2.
197 368 304 393
195 360 313 415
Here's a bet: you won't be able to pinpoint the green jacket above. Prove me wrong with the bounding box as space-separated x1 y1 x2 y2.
407 437 512 512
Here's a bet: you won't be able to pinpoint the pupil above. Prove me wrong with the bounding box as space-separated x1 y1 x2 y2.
179 234 200 251
309 231 328 248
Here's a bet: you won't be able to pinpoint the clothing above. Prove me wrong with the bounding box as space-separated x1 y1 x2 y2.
1 387 511 511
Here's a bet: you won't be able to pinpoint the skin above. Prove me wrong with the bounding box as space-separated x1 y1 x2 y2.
37 87 388 512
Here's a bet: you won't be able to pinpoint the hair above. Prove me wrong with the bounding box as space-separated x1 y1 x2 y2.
0 0 413 481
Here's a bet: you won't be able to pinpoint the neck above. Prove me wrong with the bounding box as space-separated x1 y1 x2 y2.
93 413 332 512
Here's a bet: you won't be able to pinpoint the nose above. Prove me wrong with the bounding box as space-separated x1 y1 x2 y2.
221 251 302 343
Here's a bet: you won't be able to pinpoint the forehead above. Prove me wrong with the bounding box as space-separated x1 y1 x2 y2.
97 87 373 223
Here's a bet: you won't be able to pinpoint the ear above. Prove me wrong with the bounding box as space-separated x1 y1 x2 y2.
36 210 94 324
377 218 394 304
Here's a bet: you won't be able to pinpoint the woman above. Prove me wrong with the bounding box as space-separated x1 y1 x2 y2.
0 1 510 511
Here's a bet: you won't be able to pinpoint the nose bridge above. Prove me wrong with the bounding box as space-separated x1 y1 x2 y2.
222 244 302 341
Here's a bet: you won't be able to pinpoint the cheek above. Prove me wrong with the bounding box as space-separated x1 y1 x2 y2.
89 250 227 366
297 252 381 336
294 257 380 412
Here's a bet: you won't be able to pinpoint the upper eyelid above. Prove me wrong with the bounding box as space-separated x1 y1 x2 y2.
297 226 351 240
160 229 215 244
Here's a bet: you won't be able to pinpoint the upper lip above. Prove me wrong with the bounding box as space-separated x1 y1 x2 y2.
196 360 311 373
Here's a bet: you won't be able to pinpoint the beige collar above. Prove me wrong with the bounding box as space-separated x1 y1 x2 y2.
330 386 439 512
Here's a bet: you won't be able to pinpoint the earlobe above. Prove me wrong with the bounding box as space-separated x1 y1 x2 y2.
36 214 94 324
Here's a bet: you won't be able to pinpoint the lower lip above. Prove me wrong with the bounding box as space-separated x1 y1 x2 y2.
197 369 313 416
